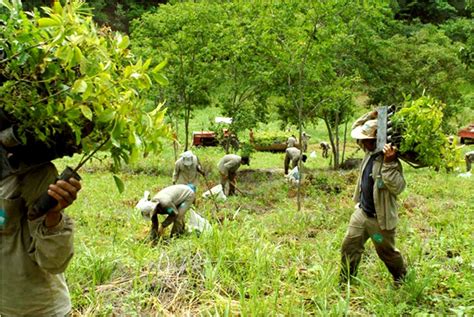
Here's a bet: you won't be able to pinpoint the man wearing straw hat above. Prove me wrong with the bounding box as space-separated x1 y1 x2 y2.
340 111 407 286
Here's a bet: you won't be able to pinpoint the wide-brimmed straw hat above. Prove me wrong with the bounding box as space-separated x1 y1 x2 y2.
351 119 377 139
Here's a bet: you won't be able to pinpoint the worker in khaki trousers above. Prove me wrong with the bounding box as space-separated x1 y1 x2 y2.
340 112 407 285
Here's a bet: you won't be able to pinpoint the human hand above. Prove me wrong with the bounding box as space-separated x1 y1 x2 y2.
44 178 81 227
383 143 397 163
48 178 82 213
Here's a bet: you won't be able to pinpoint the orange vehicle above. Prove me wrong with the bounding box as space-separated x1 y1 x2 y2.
458 123 474 144
192 131 219 147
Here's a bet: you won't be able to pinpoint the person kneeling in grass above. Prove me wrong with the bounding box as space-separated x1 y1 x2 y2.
147 184 196 240
340 112 407 286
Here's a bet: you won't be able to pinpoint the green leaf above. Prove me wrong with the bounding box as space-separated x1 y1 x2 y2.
37 18 60 27
97 109 116 123
72 79 87 93
113 175 125 193
152 59 168 73
79 105 93 120
152 73 169 86
53 0 63 14
117 35 130 50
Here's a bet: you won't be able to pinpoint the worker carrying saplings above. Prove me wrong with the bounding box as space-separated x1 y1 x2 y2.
0 110 83 316
340 111 407 286
173 150 204 188
146 184 196 240
284 147 307 175
218 154 249 196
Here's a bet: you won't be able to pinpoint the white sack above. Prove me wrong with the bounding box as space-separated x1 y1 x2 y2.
188 209 212 233
202 184 227 201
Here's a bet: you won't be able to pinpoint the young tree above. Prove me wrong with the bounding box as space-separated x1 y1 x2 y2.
211 2 273 152
131 2 223 150
0 0 168 189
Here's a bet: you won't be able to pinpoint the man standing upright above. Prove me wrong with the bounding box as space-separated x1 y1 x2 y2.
173 150 204 187
301 132 311 152
465 150 474 172
340 112 407 286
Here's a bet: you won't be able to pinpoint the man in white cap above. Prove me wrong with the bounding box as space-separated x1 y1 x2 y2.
284 147 307 175
340 111 407 286
173 150 204 188
147 184 196 240
218 154 249 196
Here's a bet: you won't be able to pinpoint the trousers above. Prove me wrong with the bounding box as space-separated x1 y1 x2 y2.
340 207 406 282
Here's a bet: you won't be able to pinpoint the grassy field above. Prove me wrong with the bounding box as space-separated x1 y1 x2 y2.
56 109 473 316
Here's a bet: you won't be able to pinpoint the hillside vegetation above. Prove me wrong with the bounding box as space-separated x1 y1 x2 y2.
58 112 474 316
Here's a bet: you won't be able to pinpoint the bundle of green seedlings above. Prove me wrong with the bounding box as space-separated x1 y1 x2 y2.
251 130 290 147
391 95 459 170
0 0 169 179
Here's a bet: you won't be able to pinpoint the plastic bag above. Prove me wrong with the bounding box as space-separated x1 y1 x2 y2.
135 190 157 220
458 171 471 178
286 166 300 185
188 209 212 233
202 184 227 201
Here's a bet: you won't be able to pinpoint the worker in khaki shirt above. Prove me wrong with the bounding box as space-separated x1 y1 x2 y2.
301 132 311 152
340 112 407 286
284 147 307 175
218 154 249 196
319 141 331 158
0 129 82 315
286 135 297 148
147 184 196 240
465 150 474 172
172 150 204 187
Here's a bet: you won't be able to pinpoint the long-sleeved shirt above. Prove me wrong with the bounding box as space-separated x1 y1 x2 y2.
218 154 242 175
285 147 301 163
172 155 202 185
151 185 195 227
0 162 74 316
287 136 297 148
353 153 406 230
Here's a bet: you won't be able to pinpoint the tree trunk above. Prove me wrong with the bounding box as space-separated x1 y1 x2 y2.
324 117 337 170
184 105 190 151
334 111 340 169
341 119 348 164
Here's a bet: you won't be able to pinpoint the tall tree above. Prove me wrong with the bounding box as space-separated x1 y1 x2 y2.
131 2 223 150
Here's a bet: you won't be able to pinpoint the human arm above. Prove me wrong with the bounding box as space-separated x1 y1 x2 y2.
26 166 81 274
380 144 406 195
